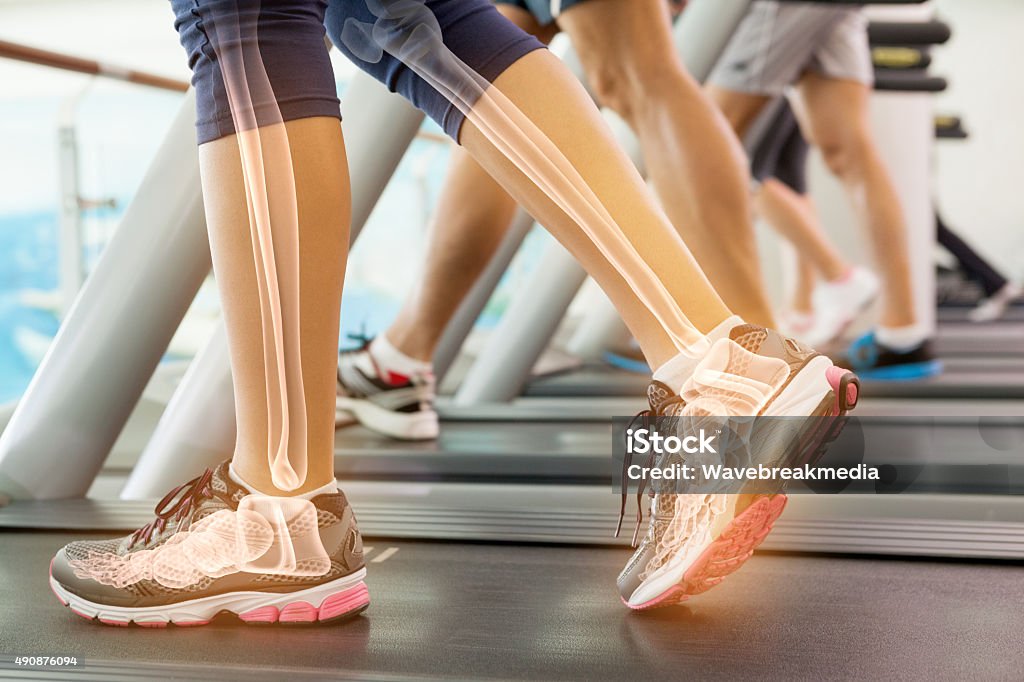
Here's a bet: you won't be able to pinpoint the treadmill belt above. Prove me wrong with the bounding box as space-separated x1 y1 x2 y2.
3 532 1023 680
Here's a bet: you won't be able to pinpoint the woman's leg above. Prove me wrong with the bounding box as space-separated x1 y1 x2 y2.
48 1 369 624
384 6 555 363
201 117 350 495
791 253 817 315
457 49 731 369
324 0 857 614
175 0 352 494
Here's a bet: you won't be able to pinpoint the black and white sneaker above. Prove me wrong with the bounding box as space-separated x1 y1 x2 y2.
336 340 439 441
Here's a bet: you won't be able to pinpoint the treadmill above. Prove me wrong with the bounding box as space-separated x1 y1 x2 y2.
1 1 1022 680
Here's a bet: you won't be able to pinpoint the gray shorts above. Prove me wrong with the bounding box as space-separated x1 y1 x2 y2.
708 1 873 96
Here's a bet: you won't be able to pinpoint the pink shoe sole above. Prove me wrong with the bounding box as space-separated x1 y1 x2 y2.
623 494 788 611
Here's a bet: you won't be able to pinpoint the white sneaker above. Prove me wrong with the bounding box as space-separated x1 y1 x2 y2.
805 267 880 347
336 341 439 441
968 283 1022 323
778 310 815 339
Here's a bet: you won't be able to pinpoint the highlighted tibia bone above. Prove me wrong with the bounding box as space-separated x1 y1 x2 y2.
202 0 308 491
68 496 331 589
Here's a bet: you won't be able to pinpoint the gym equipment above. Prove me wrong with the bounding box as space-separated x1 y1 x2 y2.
0 2 1021 678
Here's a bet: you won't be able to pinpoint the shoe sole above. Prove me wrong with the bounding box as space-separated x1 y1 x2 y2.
623 494 788 611
816 292 879 347
335 395 439 441
623 368 860 611
50 561 369 627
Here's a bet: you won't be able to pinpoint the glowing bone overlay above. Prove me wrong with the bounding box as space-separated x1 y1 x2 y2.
207 0 309 492
69 2 798 588
341 0 713 358
340 0 806 584
68 495 331 589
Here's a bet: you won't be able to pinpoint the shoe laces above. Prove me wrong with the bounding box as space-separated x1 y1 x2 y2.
342 327 373 354
615 394 686 548
129 468 215 549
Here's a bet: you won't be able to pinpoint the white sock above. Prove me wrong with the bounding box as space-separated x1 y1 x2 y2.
652 315 744 393
229 463 338 499
875 323 929 352
370 334 432 381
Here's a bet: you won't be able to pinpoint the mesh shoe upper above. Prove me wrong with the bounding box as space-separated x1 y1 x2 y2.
51 462 365 607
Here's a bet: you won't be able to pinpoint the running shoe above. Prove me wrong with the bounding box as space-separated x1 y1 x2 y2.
968 282 1022 323
49 462 369 626
336 339 439 440
840 331 942 380
617 324 859 610
804 266 880 347
778 310 815 339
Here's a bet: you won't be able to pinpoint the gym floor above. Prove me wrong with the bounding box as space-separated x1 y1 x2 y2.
3 532 1023 681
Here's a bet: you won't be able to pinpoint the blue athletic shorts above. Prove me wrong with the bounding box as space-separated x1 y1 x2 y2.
170 0 545 144
493 0 590 26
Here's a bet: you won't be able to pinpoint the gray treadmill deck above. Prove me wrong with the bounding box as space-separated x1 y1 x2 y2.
3 532 1023 681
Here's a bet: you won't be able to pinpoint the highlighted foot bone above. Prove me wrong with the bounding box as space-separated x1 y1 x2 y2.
69 496 331 589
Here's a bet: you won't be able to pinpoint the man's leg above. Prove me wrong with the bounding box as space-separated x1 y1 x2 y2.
755 177 847 282
559 0 775 328
797 73 916 330
383 146 518 361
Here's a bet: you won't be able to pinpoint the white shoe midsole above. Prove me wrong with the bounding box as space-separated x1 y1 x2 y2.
336 395 439 440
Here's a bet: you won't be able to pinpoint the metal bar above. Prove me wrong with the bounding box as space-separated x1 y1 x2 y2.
0 92 208 500
0 39 189 92
4 492 1023 560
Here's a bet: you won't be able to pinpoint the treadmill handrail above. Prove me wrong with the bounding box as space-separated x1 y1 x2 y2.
0 38 189 92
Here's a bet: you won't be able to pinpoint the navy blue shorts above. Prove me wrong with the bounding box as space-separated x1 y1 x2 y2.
494 0 591 27
170 0 545 144
749 100 809 195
